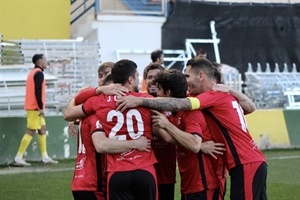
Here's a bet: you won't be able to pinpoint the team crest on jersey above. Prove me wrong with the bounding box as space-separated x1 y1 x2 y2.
75 157 86 170
96 120 103 129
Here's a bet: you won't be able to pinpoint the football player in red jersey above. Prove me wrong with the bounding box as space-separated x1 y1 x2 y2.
151 69 224 200
65 59 158 200
117 58 267 200
143 63 177 200
71 63 148 200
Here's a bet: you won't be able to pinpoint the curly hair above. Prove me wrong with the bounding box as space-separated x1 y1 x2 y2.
153 69 187 98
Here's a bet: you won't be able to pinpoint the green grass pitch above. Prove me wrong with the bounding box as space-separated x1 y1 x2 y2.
0 149 299 200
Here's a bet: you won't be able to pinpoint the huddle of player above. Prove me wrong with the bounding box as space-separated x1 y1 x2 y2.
64 57 267 200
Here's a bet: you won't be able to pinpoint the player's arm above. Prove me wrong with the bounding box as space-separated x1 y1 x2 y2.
34 71 45 116
117 96 192 112
151 110 201 153
64 98 86 121
153 125 178 145
92 131 151 153
75 84 128 105
212 84 256 114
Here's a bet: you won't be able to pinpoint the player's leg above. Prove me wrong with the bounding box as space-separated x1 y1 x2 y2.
72 191 99 200
181 191 206 200
158 184 175 200
252 162 267 200
230 162 267 200
37 116 58 164
14 110 38 166
132 169 157 200
108 171 134 200
229 164 245 200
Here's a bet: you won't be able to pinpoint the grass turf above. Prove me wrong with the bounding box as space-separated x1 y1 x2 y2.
0 149 299 200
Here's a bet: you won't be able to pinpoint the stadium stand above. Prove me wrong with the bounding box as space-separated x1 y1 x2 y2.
0 38 101 116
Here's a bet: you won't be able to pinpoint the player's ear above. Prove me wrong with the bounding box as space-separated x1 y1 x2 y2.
198 71 205 80
166 89 171 97
128 76 133 84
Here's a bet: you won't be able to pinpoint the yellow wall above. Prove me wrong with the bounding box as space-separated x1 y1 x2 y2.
0 0 70 40
246 109 290 148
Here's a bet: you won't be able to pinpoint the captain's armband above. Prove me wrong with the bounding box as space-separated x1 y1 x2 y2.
187 97 200 110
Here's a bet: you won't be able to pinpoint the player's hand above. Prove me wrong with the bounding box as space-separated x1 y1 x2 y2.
134 136 151 152
212 84 231 93
97 84 128 96
201 141 225 159
39 109 45 117
151 110 169 129
116 95 142 112
68 121 78 137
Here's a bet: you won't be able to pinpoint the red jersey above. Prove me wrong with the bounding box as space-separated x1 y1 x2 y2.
201 123 227 199
71 114 106 199
152 137 176 185
152 112 176 185
189 91 266 170
83 92 157 173
169 110 219 194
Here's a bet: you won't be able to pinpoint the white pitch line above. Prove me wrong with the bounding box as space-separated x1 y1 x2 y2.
0 167 73 175
268 155 300 160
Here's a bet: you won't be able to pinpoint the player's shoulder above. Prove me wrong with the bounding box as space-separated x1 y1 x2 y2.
86 93 109 105
197 90 231 99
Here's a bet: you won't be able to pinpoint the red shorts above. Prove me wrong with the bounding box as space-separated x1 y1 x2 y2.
229 161 267 200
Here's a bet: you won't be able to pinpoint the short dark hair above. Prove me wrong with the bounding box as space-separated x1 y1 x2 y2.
153 69 187 98
212 62 222 83
151 50 163 63
196 48 207 58
32 54 44 64
112 59 137 85
143 62 165 79
186 58 214 79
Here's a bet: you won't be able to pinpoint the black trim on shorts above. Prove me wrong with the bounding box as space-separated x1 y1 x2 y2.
95 152 103 192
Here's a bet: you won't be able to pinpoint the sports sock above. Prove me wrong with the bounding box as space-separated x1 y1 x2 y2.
15 133 33 159
38 134 48 158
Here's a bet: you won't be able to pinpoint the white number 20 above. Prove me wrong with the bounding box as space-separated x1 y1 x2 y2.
232 101 247 132
107 109 144 140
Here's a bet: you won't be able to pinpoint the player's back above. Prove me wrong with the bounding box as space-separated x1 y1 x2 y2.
85 92 157 172
197 91 266 169
72 115 106 194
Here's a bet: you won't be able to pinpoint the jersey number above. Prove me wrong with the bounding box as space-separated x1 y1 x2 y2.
107 109 144 140
78 123 86 154
232 101 247 132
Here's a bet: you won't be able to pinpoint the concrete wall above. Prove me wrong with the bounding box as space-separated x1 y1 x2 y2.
0 0 70 40
246 109 300 149
1 109 299 165
0 115 76 165
91 15 166 78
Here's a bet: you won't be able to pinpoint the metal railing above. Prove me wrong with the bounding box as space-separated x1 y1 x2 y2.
71 0 168 25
